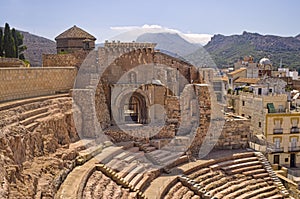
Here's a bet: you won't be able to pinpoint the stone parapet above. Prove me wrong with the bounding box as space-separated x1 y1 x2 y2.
0 67 77 102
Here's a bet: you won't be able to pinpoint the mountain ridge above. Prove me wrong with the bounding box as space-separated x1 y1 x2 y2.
0 27 56 66
203 31 300 68
136 32 200 56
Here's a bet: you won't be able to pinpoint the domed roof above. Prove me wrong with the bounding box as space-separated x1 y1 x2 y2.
259 57 271 65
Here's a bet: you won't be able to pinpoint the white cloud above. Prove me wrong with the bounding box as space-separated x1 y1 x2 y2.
109 24 212 45
181 33 212 45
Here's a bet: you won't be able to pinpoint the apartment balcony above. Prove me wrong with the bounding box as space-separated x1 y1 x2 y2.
288 146 300 152
273 128 283 134
291 127 300 134
272 147 284 153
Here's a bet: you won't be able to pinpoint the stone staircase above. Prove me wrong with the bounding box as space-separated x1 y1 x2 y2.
161 152 289 199
255 152 290 197
98 143 159 193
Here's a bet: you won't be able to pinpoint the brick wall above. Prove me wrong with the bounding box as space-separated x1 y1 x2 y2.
0 67 77 102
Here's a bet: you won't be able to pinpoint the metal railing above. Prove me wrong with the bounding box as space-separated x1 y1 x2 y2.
291 127 300 134
289 146 300 152
273 128 283 134
272 147 284 153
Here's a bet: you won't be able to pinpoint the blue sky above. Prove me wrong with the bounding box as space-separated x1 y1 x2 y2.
1 0 299 42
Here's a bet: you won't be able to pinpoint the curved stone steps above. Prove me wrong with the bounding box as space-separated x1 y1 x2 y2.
254 152 290 197
214 178 255 198
235 185 277 199
204 176 229 192
188 168 210 179
25 122 39 131
55 146 125 199
0 93 70 111
123 165 146 183
242 168 266 176
118 162 140 179
250 189 283 199
194 171 220 183
164 181 198 199
222 180 267 199
82 170 135 199
199 171 225 187
222 160 261 172
99 145 159 194
206 176 248 196
20 111 50 126
174 186 190 199
1 94 71 132
267 194 287 199
210 156 258 171
164 182 183 199
229 164 263 175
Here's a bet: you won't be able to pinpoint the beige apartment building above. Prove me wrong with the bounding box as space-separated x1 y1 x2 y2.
228 77 300 168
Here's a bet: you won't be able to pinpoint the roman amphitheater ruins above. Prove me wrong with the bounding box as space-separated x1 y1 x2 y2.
0 26 296 198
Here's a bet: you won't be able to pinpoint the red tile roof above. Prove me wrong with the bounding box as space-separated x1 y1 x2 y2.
55 25 96 40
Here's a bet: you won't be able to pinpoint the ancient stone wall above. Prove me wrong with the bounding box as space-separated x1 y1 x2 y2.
42 50 89 68
0 97 79 198
0 58 26 67
0 67 77 102
189 84 211 155
215 118 250 149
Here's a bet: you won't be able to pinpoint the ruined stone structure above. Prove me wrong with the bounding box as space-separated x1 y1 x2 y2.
42 50 89 68
43 25 96 68
72 41 218 156
0 57 26 67
0 38 295 198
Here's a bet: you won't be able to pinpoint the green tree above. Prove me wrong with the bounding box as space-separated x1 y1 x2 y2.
11 28 18 58
0 28 3 56
11 28 26 60
3 23 16 58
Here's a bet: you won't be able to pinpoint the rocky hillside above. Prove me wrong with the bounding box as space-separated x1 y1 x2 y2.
137 32 200 56
0 28 56 66
21 31 56 67
203 31 300 69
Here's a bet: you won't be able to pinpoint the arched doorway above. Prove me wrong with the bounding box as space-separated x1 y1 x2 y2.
123 92 148 124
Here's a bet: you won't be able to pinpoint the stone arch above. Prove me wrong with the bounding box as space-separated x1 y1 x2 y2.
112 88 150 124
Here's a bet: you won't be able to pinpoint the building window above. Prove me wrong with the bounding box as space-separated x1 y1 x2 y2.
285 158 289 162
273 119 283 134
291 118 299 133
242 101 245 106
274 138 281 149
278 105 284 113
269 88 273 93
258 122 262 128
258 88 262 95
291 137 297 148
